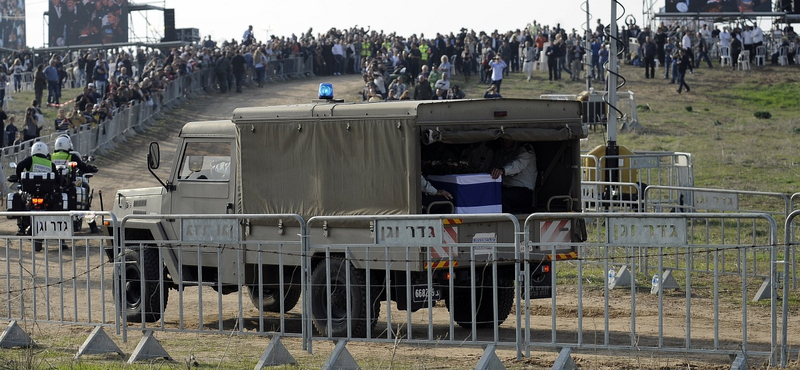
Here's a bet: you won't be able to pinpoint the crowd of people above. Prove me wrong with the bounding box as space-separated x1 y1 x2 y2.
629 21 797 93
0 46 194 147
0 18 796 147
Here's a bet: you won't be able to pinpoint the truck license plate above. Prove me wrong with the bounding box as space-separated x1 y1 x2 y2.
412 286 442 303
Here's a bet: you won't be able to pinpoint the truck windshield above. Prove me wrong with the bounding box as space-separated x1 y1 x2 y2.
178 142 231 181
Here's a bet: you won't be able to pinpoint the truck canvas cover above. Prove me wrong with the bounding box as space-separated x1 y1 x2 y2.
231 99 585 220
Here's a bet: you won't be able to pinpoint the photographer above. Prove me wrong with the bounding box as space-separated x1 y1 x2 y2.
23 107 40 141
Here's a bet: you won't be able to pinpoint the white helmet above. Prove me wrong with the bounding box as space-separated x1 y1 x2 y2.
31 142 49 157
54 136 72 152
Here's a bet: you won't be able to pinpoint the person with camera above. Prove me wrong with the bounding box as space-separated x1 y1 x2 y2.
23 107 40 141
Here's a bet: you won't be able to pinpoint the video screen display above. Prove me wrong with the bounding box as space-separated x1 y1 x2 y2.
0 0 26 50
49 0 129 47
665 0 772 13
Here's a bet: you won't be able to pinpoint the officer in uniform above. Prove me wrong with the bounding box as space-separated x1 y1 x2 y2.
15 142 61 248
419 40 430 68
51 136 100 233
51 136 98 174
16 142 57 177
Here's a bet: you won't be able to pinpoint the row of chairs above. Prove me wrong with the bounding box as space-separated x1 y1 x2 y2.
719 45 794 69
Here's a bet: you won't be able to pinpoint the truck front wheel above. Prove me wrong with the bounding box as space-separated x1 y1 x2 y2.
246 285 301 313
121 248 169 323
310 258 380 337
445 275 514 329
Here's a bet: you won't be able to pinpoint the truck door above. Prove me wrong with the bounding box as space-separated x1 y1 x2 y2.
170 140 235 216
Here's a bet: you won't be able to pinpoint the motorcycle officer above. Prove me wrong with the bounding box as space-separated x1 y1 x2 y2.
50 136 100 233
15 142 63 250
51 136 98 175
16 142 57 177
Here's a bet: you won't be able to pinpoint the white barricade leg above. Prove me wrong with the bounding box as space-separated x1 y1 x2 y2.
608 265 633 289
255 335 296 369
551 347 578 370
0 321 35 348
752 278 771 302
127 330 171 363
730 353 747 370
321 340 359 370
74 326 124 359
475 344 505 370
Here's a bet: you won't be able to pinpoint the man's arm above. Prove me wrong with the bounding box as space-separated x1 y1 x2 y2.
502 144 535 176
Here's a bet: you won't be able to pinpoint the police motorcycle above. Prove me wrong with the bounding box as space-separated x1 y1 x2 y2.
50 136 99 233
6 142 68 238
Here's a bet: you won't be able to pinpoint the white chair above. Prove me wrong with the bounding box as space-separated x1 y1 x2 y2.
778 46 789 66
737 50 750 71
719 46 731 67
754 45 766 66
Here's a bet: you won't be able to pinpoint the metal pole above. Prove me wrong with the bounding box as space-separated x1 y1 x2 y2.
585 0 592 91
607 0 620 178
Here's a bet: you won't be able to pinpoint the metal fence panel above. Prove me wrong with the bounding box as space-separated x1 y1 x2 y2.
523 212 787 366
116 214 306 344
0 211 117 328
304 214 525 357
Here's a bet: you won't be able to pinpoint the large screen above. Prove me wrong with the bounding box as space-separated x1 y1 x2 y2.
665 0 772 13
49 0 129 47
0 0 26 50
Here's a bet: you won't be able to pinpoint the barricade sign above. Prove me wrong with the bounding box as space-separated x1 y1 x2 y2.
32 215 73 237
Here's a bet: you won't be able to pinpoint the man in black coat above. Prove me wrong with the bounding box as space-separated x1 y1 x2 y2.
231 49 246 93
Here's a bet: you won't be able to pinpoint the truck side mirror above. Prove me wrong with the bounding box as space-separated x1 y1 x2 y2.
148 142 160 170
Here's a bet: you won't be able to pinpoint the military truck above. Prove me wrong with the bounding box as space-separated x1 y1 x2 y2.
109 98 587 337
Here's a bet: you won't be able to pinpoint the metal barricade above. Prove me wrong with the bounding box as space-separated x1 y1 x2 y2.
782 210 799 366
581 152 693 213
791 193 800 288
643 186 789 280
645 185 790 220
541 90 639 130
116 214 306 343
304 214 525 358
587 152 694 190
0 211 117 327
581 180 643 212
524 212 788 367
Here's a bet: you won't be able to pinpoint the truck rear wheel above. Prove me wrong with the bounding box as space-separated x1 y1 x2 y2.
446 276 514 329
121 248 169 323
310 258 380 337
246 285 301 313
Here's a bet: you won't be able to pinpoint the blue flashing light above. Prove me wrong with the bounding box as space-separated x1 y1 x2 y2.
318 83 334 100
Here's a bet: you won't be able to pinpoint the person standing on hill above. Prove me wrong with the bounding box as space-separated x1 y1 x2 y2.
730 31 742 70
642 36 657 79
231 49 246 93
676 48 691 94
34 64 46 105
488 55 507 93
694 32 713 68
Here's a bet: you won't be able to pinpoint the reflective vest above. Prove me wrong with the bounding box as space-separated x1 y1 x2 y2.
382 41 392 51
30 156 53 173
361 42 371 57
51 151 72 167
419 44 430 61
